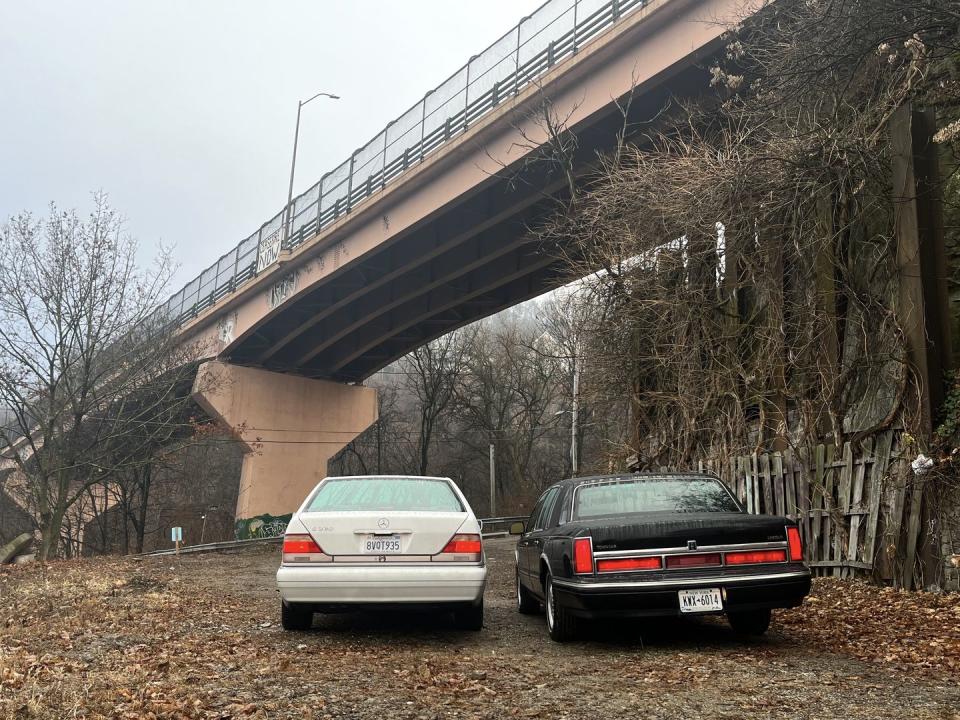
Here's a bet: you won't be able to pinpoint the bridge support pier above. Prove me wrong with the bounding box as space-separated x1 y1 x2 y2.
192 361 377 536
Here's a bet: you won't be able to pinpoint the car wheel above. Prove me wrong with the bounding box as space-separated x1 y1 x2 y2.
727 608 771 636
280 600 313 631
544 573 577 642
517 567 539 614
453 599 484 631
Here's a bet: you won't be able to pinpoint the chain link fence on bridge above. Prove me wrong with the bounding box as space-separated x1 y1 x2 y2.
154 0 647 330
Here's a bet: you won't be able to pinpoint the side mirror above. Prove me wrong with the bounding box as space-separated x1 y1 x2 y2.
509 521 525 535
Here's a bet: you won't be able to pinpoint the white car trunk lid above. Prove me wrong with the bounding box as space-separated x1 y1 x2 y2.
299 510 467 556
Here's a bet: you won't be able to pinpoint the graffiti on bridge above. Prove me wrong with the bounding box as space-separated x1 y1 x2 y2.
235 513 292 540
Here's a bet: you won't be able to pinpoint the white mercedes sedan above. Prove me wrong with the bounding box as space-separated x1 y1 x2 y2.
276 475 486 631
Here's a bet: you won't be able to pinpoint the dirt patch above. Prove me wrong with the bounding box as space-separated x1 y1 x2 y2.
1 539 959 719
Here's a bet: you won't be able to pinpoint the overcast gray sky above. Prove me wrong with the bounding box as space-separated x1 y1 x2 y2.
0 1 544 291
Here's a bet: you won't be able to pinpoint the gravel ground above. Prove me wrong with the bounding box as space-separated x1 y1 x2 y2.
1 537 959 719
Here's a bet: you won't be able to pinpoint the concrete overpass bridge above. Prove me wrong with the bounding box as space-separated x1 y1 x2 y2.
25 0 758 530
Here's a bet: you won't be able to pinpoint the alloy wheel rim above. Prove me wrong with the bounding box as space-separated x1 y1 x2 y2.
516 570 522 608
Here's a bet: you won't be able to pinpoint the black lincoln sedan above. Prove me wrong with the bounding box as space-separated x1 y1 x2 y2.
512 472 811 641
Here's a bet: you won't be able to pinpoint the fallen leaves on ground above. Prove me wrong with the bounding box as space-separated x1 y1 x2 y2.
779 577 960 675
1 544 959 719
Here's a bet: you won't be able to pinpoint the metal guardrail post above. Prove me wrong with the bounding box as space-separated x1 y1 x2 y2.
612 0 621 21
464 55 475 131
573 0 579 54
514 18 524 95
420 92 430 162
213 257 222 300
232 245 240 290
382 124 391 189
346 152 356 211
317 172 329 229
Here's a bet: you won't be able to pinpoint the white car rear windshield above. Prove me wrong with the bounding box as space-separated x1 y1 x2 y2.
574 477 739 519
306 477 464 512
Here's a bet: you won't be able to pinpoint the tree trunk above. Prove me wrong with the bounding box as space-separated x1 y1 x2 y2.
119 483 131 556
38 505 66 561
418 415 432 476
135 464 152 555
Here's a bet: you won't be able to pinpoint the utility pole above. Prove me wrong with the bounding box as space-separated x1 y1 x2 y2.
571 352 579 476
489 443 496 516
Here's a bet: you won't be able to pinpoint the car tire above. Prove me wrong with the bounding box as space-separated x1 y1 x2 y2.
517 568 539 614
727 608 771 636
281 601 313 631
453 599 484 631
544 573 577 642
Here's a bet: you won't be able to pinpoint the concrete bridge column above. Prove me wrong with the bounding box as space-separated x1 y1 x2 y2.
192 361 377 535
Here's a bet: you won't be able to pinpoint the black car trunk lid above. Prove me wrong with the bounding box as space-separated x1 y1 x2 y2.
584 512 789 552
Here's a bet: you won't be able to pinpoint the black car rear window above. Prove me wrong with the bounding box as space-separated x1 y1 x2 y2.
573 477 739 519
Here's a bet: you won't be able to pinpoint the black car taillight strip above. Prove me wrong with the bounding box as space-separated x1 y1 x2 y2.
592 540 789 559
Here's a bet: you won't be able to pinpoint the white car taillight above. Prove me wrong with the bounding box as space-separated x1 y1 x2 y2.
434 533 482 562
282 533 331 564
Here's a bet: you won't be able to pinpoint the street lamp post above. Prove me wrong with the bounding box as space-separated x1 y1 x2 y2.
199 505 219 545
283 91 340 247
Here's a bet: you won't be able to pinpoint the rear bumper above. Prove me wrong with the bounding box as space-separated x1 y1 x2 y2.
552 569 811 619
276 564 487 605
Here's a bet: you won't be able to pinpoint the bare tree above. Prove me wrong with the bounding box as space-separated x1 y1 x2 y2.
0 195 209 559
332 381 403 477
537 291 632 474
399 332 469 476
453 311 565 509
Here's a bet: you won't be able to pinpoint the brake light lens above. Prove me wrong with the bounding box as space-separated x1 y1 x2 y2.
573 537 594 574
725 549 787 565
283 534 322 554
787 526 803 561
440 533 482 561
665 553 722 569
596 556 662 573
281 533 329 563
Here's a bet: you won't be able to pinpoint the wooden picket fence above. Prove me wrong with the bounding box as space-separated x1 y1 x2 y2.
694 430 909 581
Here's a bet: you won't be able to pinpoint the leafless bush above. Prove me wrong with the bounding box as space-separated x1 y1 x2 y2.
536 0 960 470
0 195 216 559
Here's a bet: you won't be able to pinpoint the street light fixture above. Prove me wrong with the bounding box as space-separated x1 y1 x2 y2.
283 91 340 247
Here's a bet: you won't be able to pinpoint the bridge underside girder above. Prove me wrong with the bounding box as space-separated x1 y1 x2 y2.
222 59 710 381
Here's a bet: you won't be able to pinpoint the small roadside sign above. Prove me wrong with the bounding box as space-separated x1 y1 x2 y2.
171 526 183 555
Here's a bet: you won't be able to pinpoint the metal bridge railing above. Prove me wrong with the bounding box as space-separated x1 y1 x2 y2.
154 0 647 331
